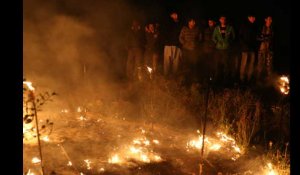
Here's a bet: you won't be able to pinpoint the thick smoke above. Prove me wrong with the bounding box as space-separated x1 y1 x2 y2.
24 0 142 110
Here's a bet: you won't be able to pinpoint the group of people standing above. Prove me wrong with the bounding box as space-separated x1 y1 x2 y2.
125 10 274 87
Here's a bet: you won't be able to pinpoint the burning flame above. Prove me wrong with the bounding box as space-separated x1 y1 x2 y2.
140 154 150 163
108 154 122 164
210 144 221 151
154 155 162 161
187 131 242 160
265 163 278 175
99 167 105 172
146 66 153 74
67 161 72 166
42 136 50 142
23 81 35 91
79 116 87 121
152 139 159 144
26 169 35 175
31 157 41 164
109 135 162 165
77 107 82 113
278 76 289 95
130 146 141 154
61 109 69 113
84 159 92 170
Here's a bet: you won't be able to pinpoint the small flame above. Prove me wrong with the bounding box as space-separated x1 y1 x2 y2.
154 155 162 161
108 154 121 164
42 136 50 142
232 145 241 153
152 140 159 144
265 163 278 175
280 76 289 83
79 116 87 121
278 76 289 95
146 66 153 74
99 167 105 172
61 109 69 113
217 132 235 143
187 131 243 160
84 159 92 170
140 154 150 163
67 161 72 166
23 81 35 91
31 157 41 164
210 144 221 151
130 146 141 154
144 140 150 146
26 169 35 175
133 139 142 145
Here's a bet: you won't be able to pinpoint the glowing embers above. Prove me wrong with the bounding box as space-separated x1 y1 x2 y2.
186 131 243 160
108 135 162 165
277 75 289 95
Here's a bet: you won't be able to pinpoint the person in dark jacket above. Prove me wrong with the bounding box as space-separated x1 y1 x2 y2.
179 17 202 84
144 22 161 74
163 11 183 78
201 18 216 80
256 15 274 81
126 20 145 80
239 14 259 83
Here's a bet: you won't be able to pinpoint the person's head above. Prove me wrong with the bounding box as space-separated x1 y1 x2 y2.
208 18 216 27
188 18 196 29
265 16 272 27
170 12 178 21
219 15 226 25
247 15 256 23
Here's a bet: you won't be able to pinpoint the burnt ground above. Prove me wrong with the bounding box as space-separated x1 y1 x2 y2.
23 74 289 175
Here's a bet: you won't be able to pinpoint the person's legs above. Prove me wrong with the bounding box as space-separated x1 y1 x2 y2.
164 46 172 77
266 51 273 78
152 53 159 74
126 49 134 79
240 52 248 81
134 48 143 80
172 46 182 75
247 51 256 81
256 51 266 82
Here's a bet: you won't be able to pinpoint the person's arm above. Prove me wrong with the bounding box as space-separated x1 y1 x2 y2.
212 27 218 44
231 26 236 41
198 28 203 42
256 26 264 41
179 27 185 45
